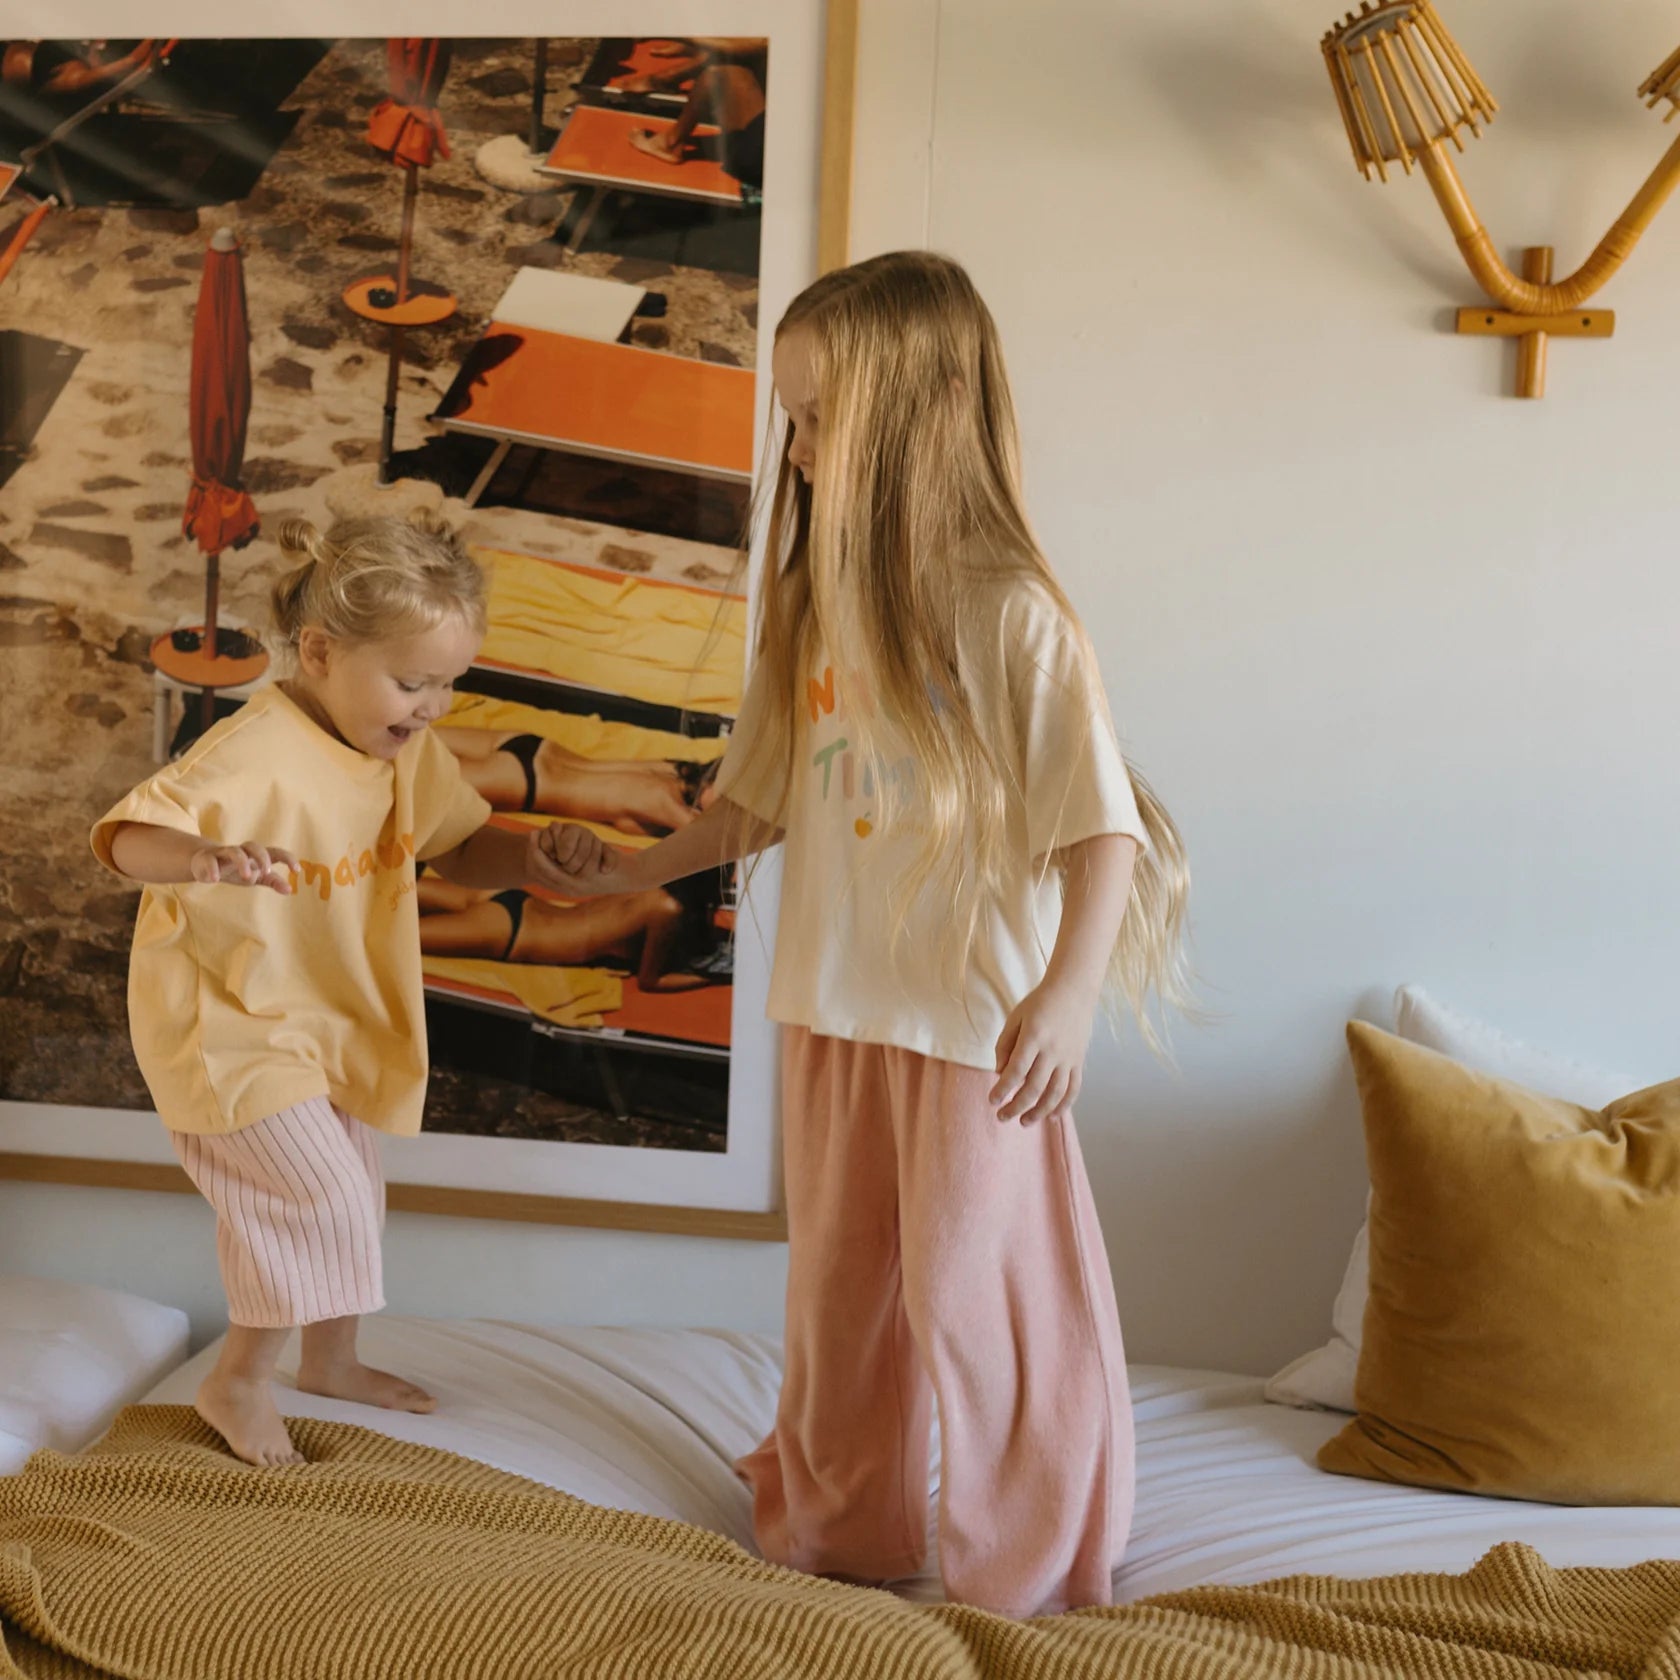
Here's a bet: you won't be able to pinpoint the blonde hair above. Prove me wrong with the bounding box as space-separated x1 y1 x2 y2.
730 250 1194 1050
269 513 488 653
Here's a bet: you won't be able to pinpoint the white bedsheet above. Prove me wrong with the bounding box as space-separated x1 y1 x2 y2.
142 1318 1680 1603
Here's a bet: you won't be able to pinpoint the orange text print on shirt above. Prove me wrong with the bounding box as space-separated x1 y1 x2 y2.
806 664 919 839
285 832 416 901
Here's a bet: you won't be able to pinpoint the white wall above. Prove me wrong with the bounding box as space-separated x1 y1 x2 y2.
859 0 1679 1376
6 0 1678 1372
0 1181 787 1348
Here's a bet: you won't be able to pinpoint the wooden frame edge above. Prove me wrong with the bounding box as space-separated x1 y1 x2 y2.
818 0 859 273
0 1154 788 1243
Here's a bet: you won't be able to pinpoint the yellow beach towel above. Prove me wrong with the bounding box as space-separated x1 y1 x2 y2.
476 550 746 716
422 955 622 1029
445 692 728 766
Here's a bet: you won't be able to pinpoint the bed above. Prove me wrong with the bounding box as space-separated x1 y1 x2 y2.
12 993 1679 1671
137 1315 1680 1606
0 1276 189 1476
8 1302 1680 1675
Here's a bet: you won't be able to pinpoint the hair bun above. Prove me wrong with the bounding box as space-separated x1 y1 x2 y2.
269 512 488 653
406 507 455 542
276 517 325 565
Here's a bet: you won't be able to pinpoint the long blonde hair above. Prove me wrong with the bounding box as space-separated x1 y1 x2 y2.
269 512 488 654
731 251 1193 1048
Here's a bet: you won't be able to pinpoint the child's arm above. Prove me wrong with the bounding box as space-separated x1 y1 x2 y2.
426 820 618 895
107 822 297 893
990 833 1141 1127
560 796 782 898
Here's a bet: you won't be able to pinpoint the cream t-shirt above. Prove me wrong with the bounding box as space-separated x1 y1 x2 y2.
91 685 491 1136
715 577 1148 1071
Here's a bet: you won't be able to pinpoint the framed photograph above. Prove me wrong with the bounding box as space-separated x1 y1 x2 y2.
0 3 857 1236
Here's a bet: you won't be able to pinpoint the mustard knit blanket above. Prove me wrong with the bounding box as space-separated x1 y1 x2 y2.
2 1408 1676 1680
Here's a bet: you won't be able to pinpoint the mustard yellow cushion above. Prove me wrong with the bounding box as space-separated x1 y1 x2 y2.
1318 1020 1680 1505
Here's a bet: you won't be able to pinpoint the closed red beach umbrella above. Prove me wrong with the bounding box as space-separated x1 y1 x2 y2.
362 40 457 481
182 226 260 730
182 228 259 560
367 39 452 170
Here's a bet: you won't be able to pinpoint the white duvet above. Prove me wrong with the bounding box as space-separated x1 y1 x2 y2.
143 1317 1680 1603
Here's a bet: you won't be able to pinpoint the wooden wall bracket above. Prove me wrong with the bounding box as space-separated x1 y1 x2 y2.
1321 4 1680 403
1452 247 1614 398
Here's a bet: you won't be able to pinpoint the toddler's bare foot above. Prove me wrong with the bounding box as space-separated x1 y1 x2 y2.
196 1373 304 1467
296 1359 436 1414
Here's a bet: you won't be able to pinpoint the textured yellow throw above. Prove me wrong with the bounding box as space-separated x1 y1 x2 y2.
3 1409 1678 1680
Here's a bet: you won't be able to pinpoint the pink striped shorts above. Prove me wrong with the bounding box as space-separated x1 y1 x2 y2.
171 1096 386 1329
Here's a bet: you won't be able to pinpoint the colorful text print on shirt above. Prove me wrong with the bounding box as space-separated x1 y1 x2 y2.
284 833 416 902
806 665 919 839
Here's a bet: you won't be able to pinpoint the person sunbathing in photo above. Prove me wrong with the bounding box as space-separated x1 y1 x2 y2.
417 868 731 991
435 725 717 837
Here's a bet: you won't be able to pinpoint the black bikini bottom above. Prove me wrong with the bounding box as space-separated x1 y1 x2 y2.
500 733 714 821
489 887 527 960
499 733 543 813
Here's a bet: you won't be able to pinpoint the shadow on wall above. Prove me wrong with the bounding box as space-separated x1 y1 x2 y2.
1081 984 1388 1377
1123 10 1469 302
1134 1 1680 306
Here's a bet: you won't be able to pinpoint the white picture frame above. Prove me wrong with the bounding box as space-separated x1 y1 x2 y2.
0 2 857 1236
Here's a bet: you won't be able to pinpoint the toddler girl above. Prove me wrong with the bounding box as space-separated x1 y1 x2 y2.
93 513 607 1465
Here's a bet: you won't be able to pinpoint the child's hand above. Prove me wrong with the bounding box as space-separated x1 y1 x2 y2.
989 979 1098 1126
527 822 619 893
190 842 297 893
557 842 638 899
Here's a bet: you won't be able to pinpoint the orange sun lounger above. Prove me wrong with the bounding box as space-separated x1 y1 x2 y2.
434 326 756 507
0 194 52 289
0 164 19 203
541 102 743 252
583 38 705 105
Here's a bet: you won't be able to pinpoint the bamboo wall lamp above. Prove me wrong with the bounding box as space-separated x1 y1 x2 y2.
1322 1 1680 396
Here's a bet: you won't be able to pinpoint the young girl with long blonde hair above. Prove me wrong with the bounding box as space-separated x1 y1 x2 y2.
569 251 1191 1617
92 513 608 1468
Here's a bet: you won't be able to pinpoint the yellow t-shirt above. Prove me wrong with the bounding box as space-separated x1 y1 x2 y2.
91 685 492 1137
715 577 1149 1072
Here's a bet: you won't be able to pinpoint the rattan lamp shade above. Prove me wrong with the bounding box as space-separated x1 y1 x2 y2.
1317 5 1680 393
1322 1 1497 180
1639 45 1680 121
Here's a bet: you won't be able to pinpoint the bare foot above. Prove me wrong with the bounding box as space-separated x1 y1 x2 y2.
629 128 683 165
296 1360 436 1414
196 1373 304 1467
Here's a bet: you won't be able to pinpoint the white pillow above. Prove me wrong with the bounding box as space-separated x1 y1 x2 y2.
0 1276 191 1474
1264 986 1639 1413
